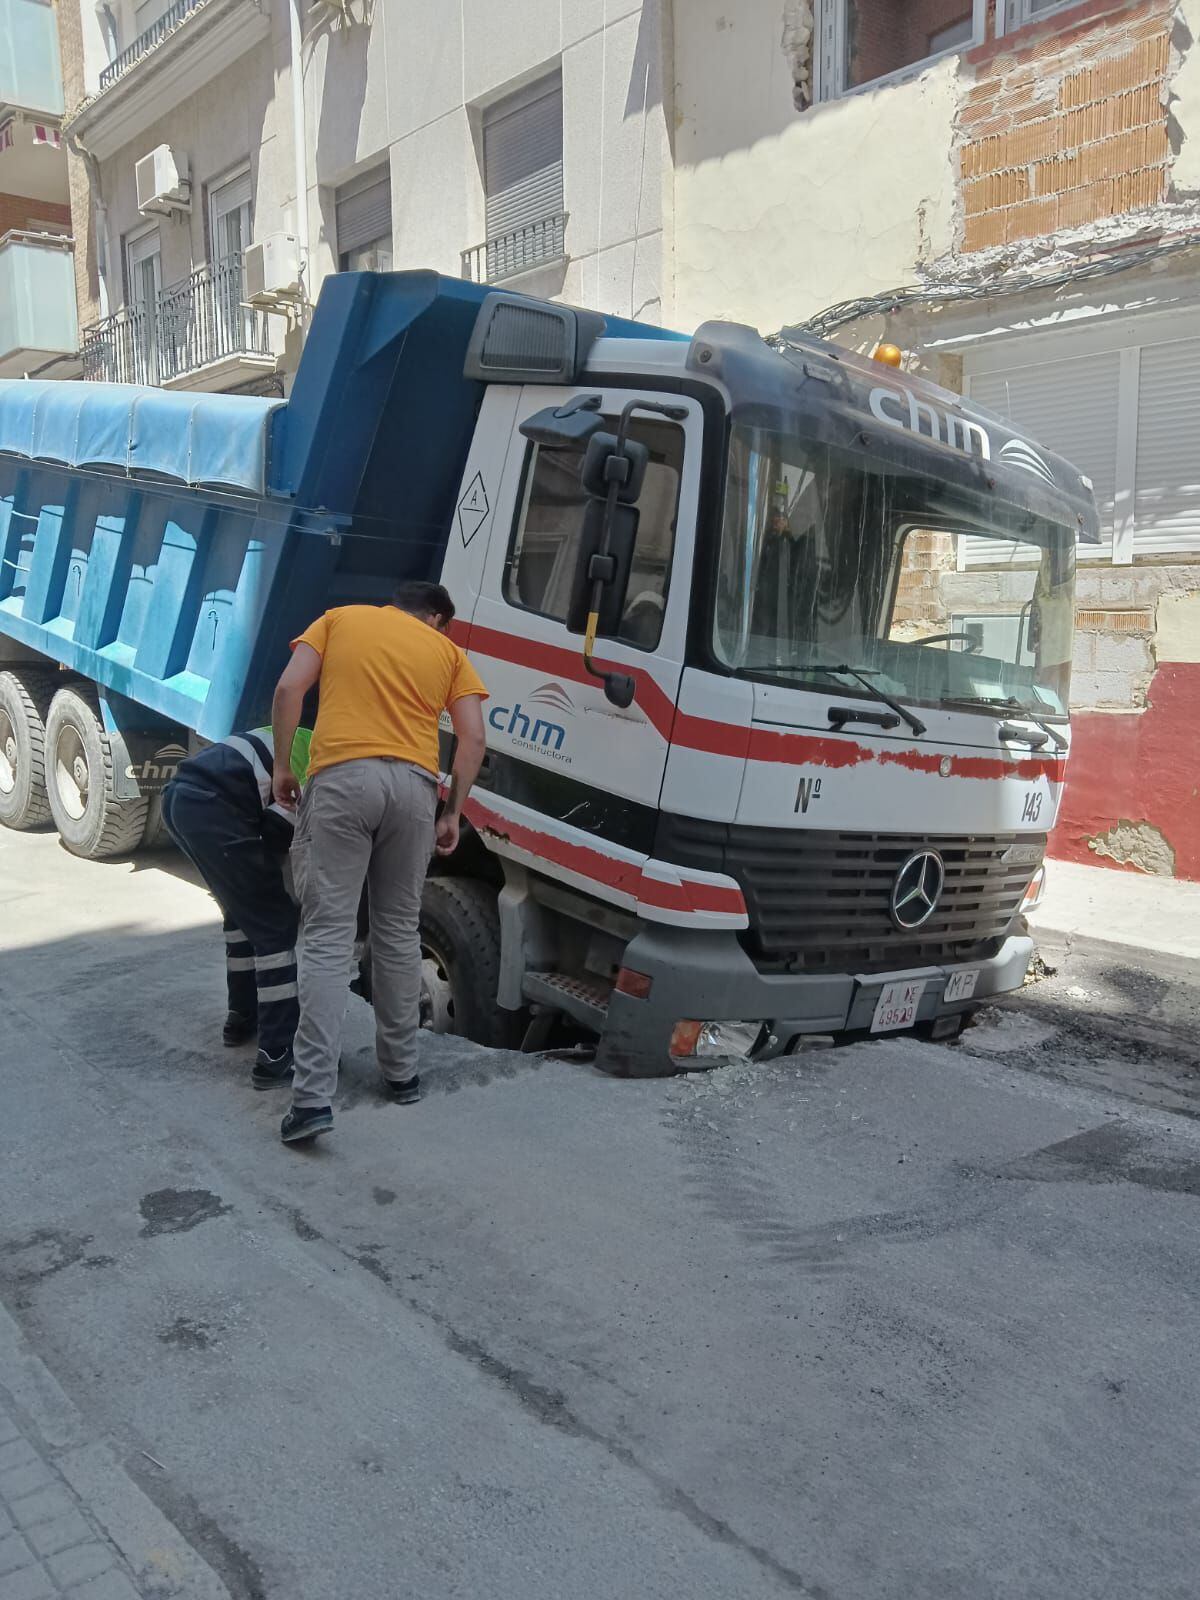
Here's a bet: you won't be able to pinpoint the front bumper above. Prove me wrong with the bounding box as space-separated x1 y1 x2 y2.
596 925 1033 1077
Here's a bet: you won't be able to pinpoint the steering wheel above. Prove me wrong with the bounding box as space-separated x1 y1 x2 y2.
918 631 982 653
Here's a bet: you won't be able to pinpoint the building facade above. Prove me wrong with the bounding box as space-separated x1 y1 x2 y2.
57 0 670 394
671 0 1200 879
52 0 1200 876
0 0 77 377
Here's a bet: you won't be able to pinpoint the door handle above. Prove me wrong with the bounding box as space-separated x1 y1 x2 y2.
827 705 901 732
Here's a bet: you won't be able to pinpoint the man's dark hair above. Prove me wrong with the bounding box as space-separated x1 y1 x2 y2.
392 580 455 625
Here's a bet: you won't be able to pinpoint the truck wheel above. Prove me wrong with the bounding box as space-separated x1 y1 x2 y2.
0 670 55 830
44 687 148 860
418 878 522 1048
140 794 175 852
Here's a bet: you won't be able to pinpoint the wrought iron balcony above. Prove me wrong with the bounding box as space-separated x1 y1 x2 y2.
99 0 209 90
80 253 270 387
461 212 568 285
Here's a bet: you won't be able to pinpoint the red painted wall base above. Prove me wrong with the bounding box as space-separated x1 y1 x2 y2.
1051 663 1200 881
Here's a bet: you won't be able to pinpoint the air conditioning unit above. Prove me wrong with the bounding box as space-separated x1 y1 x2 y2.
135 145 190 215
244 234 303 308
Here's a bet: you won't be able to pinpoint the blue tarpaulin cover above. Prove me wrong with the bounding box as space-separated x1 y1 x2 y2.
0 380 283 495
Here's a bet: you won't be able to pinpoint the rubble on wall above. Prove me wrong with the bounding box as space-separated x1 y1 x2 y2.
782 0 815 111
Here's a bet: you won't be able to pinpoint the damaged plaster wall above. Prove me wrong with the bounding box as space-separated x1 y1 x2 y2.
671 0 958 333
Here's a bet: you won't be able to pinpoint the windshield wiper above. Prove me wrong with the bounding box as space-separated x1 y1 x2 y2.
941 695 1068 752
767 663 927 737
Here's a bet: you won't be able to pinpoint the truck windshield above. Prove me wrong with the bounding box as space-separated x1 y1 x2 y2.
713 421 1077 718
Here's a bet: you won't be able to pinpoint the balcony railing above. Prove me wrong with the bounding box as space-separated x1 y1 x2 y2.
461 212 568 285
80 253 270 386
99 0 208 89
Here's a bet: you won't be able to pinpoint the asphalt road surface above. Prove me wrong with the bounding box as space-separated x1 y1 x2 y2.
2 827 1198 1600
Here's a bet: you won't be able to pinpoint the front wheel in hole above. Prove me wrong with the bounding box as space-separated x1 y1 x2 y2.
417 877 523 1048
44 686 148 859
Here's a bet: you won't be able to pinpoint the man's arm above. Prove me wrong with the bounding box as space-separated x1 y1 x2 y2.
271 643 322 807
436 694 486 857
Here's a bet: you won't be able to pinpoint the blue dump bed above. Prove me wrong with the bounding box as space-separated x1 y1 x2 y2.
0 271 659 740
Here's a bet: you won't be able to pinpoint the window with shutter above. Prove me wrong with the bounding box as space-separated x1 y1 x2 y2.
482 76 564 279
335 168 392 271
965 352 1121 565
1132 338 1200 557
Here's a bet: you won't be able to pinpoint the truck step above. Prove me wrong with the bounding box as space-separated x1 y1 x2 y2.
522 971 612 1030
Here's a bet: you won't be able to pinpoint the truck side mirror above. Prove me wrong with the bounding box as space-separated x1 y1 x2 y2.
565 500 640 641
580 431 649 502
519 395 605 449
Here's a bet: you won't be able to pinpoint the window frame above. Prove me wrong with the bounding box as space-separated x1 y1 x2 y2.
334 164 393 273
479 70 565 278
501 417 687 655
206 161 253 269
815 0 987 102
997 0 1086 37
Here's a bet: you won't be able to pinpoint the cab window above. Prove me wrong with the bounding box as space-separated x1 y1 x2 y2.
504 417 683 651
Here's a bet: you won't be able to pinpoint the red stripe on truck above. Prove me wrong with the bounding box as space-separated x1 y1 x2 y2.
453 621 1067 782
460 791 745 919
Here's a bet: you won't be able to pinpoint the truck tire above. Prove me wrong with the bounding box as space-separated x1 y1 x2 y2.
418 877 522 1048
43 686 148 859
0 669 55 830
140 794 175 852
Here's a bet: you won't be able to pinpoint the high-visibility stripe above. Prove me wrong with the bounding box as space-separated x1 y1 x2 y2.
257 981 299 1001
255 950 297 972
221 735 272 805
226 956 256 972
224 928 247 945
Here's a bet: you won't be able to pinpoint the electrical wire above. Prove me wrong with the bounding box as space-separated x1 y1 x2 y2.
774 227 1200 342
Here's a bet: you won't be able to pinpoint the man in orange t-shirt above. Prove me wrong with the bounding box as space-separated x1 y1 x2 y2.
270 580 487 1144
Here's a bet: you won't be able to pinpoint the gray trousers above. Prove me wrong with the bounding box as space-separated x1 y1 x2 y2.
291 757 437 1108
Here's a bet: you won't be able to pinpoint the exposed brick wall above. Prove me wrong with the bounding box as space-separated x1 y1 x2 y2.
892 530 956 626
848 0 974 91
52 0 100 327
959 0 1173 251
0 193 71 236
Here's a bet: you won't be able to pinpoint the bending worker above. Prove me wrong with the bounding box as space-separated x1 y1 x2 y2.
270 580 487 1145
162 727 310 1090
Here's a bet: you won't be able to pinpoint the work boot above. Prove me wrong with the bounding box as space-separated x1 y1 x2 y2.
252 1045 294 1091
383 1074 421 1105
223 1010 256 1046
280 1105 333 1144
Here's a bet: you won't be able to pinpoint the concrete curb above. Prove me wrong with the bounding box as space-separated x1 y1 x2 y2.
0 1299 232 1600
1031 925 1200 979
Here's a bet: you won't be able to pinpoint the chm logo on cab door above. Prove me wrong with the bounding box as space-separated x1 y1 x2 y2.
488 681 575 764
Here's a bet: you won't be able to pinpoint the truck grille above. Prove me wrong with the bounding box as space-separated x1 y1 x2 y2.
654 819 1046 975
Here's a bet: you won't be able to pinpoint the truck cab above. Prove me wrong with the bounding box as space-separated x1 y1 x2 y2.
436 297 1092 1072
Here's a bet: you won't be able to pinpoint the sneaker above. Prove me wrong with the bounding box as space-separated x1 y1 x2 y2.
223 1010 256 1047
252 1046 294 1091
384 1074 421 1105
280 1105 333 1143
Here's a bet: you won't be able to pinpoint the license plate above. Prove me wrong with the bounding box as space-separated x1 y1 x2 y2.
870 980 926 1034
944 969 979 1004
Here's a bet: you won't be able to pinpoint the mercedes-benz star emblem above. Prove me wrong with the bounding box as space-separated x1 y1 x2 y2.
890 850 945 931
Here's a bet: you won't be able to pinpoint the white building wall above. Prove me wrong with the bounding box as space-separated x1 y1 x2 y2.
671 0 958 337
305 0 671 324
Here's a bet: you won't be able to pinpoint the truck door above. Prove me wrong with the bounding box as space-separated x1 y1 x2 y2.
463 386 703 828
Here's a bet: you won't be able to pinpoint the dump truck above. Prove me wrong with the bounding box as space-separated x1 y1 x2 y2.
0 271 1097 1074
